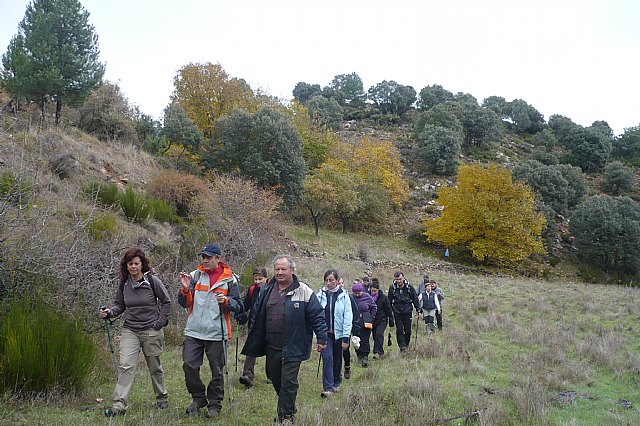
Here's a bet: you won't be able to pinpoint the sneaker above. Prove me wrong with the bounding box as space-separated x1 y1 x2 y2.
344 366 351 379
205 406 220 418
155 400 168 410
320 389 334 398
104 407 125 417
186 400 207 415
239 375 253 388
332 386 340 393
373 353 380 360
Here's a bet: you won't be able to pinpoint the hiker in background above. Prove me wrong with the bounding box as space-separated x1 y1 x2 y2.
361 276 372 293
178 243 243 418
417 274 430 294
431 280 445 330
338 277 360 380
317 269 352 398
99 247 171 417
388 271 420 352
370 278 394 359
418 281 441 334
352 283 377 367
241 255 328 425
238 268 269 388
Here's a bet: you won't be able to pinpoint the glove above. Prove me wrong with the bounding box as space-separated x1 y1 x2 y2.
234 312 248 325
388 319 395 328
351 335 361 350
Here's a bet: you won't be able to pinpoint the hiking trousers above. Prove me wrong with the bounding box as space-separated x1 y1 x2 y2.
182 336 224 409
266 347 302 419
321 334 344 391
394 312 413 349
372 321 387 355
113 327 167 411
242 355 270 382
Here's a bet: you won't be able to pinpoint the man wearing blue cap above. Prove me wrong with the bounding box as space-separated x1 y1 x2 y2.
178 243 243 418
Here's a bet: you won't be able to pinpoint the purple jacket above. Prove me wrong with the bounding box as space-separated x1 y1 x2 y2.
354 291 377 324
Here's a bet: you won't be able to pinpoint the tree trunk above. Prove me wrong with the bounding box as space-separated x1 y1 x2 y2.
55 98 62 126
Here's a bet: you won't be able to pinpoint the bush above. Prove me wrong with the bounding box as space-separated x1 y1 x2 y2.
147 197 176 223
87 212 117 241
0 171 32 206
0 297 96 395
120 185 151 223
82 181 120 207
147 170 210 218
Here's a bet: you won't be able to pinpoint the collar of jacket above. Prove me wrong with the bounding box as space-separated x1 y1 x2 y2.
197 261 234 281
267 274 301 295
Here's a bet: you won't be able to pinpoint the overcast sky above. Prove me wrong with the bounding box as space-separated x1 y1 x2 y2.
1 0 639 135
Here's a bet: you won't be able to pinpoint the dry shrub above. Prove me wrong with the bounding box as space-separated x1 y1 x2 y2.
558 359 593 384
147 169 210 218
185 173 284 272
509 376 550 422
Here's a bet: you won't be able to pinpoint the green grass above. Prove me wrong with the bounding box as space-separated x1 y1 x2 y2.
1 227 640 425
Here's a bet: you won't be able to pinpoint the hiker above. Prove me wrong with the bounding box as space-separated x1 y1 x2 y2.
388 271 420 352
361 276 372 293
417 274 430 294
238 267 269 388
431 280 445 330
242 255 328 425
316 269 353 398
178 243 243 418
370 278 394 359
418 281 441 333
99 247 171 417
352 283 377 367
338 277 360 380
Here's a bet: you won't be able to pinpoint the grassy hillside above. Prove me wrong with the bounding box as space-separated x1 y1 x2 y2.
1 227 639 425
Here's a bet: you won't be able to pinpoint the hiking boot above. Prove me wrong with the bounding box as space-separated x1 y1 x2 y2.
239 375 253 388
400 346 407 353
332 386 340 393
344 366 351 379
362 358 369 368
154 400 168 410
281 415 295 425
373 353 380 360
320 389 334 398
205 406 220 418
185 400 207 415
104 407 125 417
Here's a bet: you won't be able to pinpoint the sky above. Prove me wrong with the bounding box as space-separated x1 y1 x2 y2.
1 0 639 135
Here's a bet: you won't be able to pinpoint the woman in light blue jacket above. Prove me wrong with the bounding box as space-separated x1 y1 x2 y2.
316 269 353 397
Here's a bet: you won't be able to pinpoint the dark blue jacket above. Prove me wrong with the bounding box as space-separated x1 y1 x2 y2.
241 275 328 362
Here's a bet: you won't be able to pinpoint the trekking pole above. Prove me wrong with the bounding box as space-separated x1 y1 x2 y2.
414 311 420 349
220 312 232 403
235 319 239 373
316 351 322 378
100 306 119 381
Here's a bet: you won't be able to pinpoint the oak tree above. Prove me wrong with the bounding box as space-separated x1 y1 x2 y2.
425 163 546 265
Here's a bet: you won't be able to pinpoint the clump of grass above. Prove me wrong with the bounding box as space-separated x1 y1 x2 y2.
87 212 117 241
120 185 151 223
82 181 120 207
509 376 550 422
576 331 623 367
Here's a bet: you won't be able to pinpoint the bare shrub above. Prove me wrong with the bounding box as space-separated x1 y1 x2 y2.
509 376 550 422
147 169 210 218
185 173 284 273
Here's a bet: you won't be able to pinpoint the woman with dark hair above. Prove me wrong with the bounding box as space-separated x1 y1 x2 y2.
316 269 353 397
370 278 394 359
99 247 171 416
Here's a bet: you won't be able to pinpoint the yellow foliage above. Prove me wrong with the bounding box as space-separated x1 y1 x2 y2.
425 163 546 265
288 101 338 170
329 136 409 207
171 62 258 138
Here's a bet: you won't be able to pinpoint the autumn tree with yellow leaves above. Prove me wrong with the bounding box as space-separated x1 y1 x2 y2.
288 100 338 170
425 163 546 265
171 62 257 138
302 136 409 234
